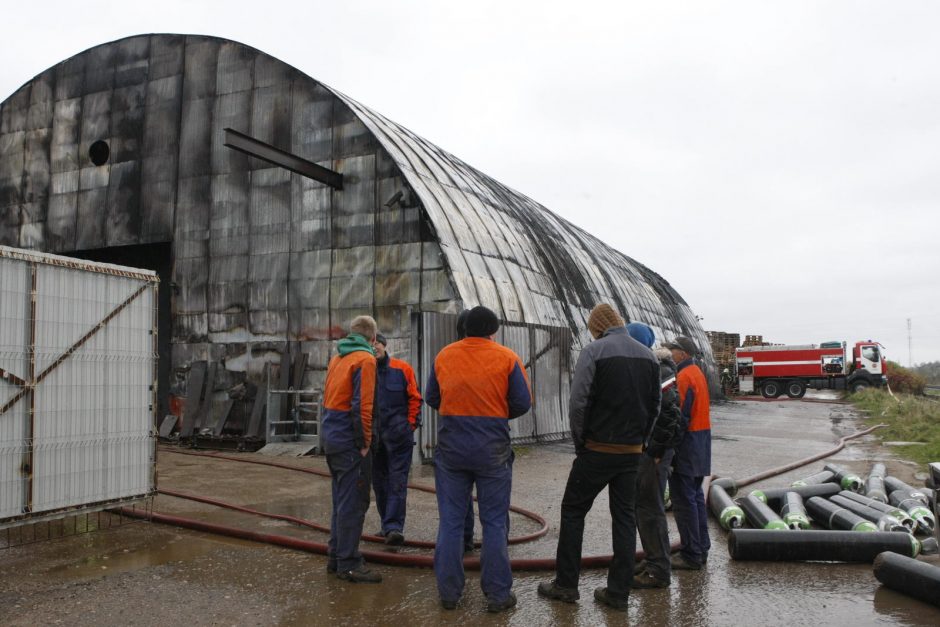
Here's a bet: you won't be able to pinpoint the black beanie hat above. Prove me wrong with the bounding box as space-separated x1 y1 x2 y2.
464 306 499 338
374 333 387 346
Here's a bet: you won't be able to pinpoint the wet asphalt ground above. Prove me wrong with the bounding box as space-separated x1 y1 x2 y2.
2 390 939 626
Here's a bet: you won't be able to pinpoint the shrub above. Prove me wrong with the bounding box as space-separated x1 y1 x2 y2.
886 361 927 395
852 388 940 464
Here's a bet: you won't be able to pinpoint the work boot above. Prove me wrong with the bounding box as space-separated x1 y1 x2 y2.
486 591 517 613
336 566 382 583
670 554 702 571
593 587 629 611
537 580 580 603
440 598 458 610
385 530 404 546
631 570 669 589
633 559 647 575
326 562 337 575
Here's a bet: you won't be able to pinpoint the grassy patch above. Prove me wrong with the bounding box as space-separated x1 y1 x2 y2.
850 388 940 464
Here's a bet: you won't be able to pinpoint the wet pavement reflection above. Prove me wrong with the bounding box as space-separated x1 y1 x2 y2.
2 392 939 626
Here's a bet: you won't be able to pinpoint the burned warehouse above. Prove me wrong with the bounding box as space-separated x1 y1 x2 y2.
0 34 714 454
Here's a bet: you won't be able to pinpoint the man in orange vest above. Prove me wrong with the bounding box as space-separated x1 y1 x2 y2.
662 336 711 570
426 306 532 613
321 315 382 583
371 333 422 546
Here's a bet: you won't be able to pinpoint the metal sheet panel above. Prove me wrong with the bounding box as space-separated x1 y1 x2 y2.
0 246 157 526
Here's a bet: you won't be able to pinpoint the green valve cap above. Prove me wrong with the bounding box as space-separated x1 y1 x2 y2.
720 506 745 530
765 520 789 530
911 510 936 534
784 514 810 530
841 476 863 491
750 490 767 504
852 521 878 532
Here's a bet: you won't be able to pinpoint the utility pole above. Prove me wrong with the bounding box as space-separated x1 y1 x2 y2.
907 318 912 367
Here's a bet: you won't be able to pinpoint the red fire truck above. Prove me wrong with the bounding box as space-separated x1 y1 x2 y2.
735 341 887 398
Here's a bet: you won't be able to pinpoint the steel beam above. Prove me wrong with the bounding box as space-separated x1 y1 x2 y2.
223 128 343 189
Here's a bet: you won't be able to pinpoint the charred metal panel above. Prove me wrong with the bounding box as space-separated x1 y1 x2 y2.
0 33 716 433
335 90 713 365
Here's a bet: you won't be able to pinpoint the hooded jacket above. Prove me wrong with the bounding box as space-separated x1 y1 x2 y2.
320 333 377 454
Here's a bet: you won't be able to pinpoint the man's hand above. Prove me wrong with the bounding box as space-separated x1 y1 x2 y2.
360 447 369 457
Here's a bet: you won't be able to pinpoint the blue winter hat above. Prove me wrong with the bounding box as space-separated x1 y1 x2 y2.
626 322 655 348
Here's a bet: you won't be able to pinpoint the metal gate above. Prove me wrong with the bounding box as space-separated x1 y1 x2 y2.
411 312 571 462
0 246 157 528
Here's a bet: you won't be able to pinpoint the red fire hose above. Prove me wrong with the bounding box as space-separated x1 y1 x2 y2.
133 423 884 571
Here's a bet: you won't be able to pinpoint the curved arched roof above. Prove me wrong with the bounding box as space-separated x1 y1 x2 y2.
0 34 711 358
331 90 707 351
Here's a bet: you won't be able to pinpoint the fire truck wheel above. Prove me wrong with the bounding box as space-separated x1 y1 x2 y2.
761 380 781 398
851 380 870 393
786 380 806 399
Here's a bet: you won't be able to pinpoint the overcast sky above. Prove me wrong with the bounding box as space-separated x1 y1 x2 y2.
3 1 938 364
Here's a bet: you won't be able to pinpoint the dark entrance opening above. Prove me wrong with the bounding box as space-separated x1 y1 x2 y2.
67 243 172 422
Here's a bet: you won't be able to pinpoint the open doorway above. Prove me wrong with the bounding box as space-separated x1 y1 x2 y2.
67 243 172 421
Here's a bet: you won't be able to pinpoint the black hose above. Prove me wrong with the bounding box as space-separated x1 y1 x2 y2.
873 551 940 608
729 529 920 562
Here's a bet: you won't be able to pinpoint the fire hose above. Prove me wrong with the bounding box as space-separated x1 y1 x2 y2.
125 423 887 571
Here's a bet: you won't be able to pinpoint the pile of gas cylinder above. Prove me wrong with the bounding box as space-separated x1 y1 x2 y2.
710 462 939 562
710 462 940 608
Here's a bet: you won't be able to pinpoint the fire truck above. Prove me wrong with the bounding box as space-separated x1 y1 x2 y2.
735 341 887 399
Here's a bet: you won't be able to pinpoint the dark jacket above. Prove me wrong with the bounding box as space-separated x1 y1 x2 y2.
568 326 660 453
644 349 684 459
375 354 422 449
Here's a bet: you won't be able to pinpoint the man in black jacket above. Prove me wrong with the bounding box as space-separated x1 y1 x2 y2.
537 304 661 611
626 322 684 589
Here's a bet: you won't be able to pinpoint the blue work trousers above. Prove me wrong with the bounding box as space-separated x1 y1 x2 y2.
668 472 710 565
327 449 372 572
555 451 640 600
635 449 674 581
373 441 413 535
434 455 513 604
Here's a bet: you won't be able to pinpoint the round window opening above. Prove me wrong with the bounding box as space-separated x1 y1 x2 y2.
89 140 110 166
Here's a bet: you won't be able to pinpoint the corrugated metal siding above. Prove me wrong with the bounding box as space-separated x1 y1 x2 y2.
0 34 716 425
333 90 714 367
412 312 571 461
0 246 157 525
